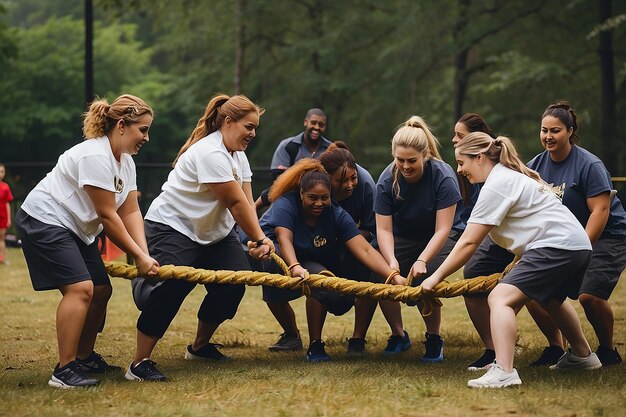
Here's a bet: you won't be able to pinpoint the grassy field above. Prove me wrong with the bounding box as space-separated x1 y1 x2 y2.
1 246 625 417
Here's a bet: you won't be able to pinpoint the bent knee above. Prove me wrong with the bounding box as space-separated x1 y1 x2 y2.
578 292 605 308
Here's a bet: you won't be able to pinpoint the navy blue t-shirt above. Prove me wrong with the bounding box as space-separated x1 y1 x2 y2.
528 145 626 239
337 164 376 234
260 190 360 270
374 159 462 240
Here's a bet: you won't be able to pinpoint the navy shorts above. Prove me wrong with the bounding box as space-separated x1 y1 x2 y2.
579 237 626 299
15 209 110 291
500 247 591 304
261 260 355 316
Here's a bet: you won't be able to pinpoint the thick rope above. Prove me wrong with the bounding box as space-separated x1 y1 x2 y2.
104 253 515 304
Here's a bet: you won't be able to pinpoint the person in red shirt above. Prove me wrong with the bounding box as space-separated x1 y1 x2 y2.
0 163 14 264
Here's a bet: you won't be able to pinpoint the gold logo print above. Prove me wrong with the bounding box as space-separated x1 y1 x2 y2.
313 235 327 248
114 176 124 193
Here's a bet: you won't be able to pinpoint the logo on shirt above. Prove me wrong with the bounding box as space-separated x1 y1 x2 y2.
545 182 566 201
114 176 124 193
313 235 327 248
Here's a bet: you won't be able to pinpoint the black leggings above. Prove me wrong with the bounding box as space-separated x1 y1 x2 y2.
136 221 249 338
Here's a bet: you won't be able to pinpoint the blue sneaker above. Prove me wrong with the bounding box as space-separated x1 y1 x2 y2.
383 331 411 354
306 340 331 363
421 332 444 363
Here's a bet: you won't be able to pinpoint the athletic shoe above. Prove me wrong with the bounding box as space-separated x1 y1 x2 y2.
306 340 331 363
125 359 167 381
529 345 565 367
467 363 522 388
467 349 496 371
185 344 230 361
268 333 303 352
347 338 366 354
596 345 623 367
549 350 602 370
48 361 100 389
383 331 411 354
422 332 444 363
76 351 121 373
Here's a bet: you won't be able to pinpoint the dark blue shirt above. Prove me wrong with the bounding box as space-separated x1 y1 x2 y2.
337 164 376 234
374 159 462 240
260 191 360 270
528 145 626 239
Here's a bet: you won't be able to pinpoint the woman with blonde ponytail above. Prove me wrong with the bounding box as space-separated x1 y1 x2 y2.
373 115 461 362
15 94 159 388
419 131 601 388
126 93 275 382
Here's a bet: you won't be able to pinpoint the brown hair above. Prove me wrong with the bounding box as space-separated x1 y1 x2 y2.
82 94 153 139
173 93 265 166
456 113 495 204
542 100 579 144
320 141 357 194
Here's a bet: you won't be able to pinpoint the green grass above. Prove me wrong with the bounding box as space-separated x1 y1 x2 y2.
1 247 625 417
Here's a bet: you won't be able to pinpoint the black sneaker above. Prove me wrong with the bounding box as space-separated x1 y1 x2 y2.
125 359 167 381
596 345 623 366
347 338 367 354
422 332 444 363
467 349 496 371
306 340 331 363
48 361 100 389
185 343 230 361
383 331 411 354
529 345 565 367
76 351 122 373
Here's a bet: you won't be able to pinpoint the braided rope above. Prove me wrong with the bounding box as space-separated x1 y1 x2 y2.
104 253 514 303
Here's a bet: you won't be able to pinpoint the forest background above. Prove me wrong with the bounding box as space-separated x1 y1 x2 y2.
1 0 625 213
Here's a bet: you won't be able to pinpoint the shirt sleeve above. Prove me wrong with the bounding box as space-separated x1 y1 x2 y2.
583 161 612 198
359 178 376 233
196 150 237 184
240 152 253 182
468 186 515 227
267 195 299 231
77 154 117 192
373 169 393 215
436 176 462 210
270 140 291 170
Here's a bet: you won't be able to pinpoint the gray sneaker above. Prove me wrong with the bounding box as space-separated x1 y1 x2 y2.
467 363 522 388
268 333 303 352
549 350 602 370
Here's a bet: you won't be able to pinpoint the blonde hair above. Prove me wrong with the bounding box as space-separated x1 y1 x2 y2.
456 132 543 183
173 93 265 166
268 158 327 202
390 115 441 198
82 94 153 139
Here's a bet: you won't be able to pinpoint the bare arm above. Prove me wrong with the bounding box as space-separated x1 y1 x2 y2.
410 205 456 277
242 181 255 207
375 213 398 270
5 202 10 228
275 226 307 278
84 186 158 276
585 192 610 243
420 223 493 292
209 180 275 258
345 234 400 280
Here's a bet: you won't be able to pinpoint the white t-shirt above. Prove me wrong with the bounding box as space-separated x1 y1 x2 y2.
146 130 252 245
468 163 591 256
21 136 137 244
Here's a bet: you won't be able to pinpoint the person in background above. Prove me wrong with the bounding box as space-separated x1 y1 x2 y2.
256 109 332 210
374 116 461 362
452 114 515 371
420 132 601 389
526 101 626 367
15 94 159 388
260 159 405 362
126 94 274 382
0 162 13 264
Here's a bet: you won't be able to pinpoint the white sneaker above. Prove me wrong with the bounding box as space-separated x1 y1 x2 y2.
549 350 602 370
467 363 522 388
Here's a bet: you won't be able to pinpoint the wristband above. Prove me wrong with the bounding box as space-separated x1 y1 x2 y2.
416 259 427 265
255 238 266 248
385 268 400 285
288 262 300 271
